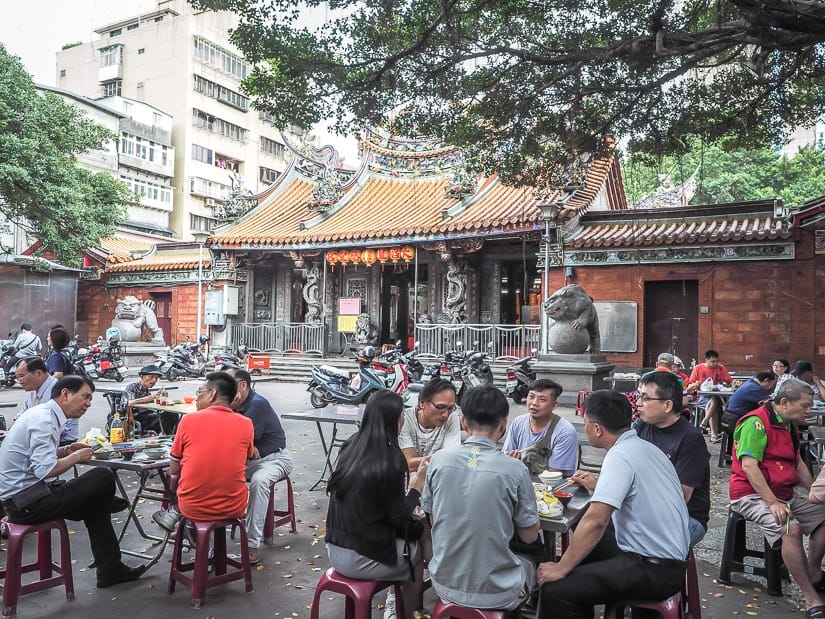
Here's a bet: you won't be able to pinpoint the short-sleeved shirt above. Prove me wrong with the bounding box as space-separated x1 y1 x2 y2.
236 391 286 457
12 332 41 359
688 362 732 386
170 405 254 520
397 408 461 457
592 430 689 560
733 412 780 462
45 349 73 376
726 378 770 416
421 435 538 609
502 413 578 477
119 381 150 414
636 418 711 528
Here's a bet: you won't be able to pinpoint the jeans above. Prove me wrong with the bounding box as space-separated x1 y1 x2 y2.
688 516 706 547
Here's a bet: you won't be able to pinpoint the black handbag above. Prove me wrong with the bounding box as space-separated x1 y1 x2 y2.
521 415 561 476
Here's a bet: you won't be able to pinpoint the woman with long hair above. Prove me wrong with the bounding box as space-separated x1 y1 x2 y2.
324 391 427 619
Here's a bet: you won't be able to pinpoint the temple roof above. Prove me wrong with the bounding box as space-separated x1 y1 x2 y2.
208 130 627 249
566 201 793 248
104 247 210 272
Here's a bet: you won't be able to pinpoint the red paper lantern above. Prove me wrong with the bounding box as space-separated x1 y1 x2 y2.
362 249 377 266
388 247 401 262
401 246 415 263
349 249 362 263
338 249 350 263
376 248 390 263
326 250 338 264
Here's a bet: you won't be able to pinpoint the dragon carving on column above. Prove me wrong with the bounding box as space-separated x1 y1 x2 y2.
302 265 322 323
444 261 467 324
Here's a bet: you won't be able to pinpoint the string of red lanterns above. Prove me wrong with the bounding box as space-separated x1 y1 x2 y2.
326 246 415 267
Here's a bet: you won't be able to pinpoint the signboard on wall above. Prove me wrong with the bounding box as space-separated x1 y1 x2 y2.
339 298 361 315
594 302 638 353
337 315 359 333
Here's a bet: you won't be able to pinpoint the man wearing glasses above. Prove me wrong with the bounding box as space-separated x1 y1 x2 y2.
153 372 254 534
636 371 710 546
503 379 578 477
398 379 460 472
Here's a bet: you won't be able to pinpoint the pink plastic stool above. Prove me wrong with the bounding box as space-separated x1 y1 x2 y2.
684 550 701 619
575 390 591 416
309 567 404 619
167 518 253 609
432 598 510 618
0 518 74 617
263 476 297 542
604 591 683 619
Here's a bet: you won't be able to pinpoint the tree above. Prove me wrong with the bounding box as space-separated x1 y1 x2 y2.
0 45 129 264
192 0 825 193
625 143 825 206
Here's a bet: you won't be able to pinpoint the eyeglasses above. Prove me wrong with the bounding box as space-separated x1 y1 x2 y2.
637 393 670 404
428 402 456 414
195 386 214 397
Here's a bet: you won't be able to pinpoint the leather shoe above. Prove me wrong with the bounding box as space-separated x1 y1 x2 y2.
110 497 130 513
96 563 148 588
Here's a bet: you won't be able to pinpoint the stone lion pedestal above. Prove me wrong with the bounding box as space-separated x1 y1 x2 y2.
532 353 614 406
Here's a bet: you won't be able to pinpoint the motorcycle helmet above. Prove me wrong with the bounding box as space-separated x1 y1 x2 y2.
198 335 210 345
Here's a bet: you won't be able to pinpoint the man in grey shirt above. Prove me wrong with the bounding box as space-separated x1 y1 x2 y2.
4 323 41 374
14 357 78 444
422 385 540 610
0 375 147 589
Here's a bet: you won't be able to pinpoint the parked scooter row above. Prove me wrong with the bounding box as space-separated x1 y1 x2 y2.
214 344 250 372
505 350 537 403
77 330 129 381
152 335 210 381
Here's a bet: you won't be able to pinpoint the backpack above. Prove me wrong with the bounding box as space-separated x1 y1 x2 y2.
59 349 76 376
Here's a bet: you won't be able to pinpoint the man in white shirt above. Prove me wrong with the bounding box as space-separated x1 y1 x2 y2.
14 357 77 444
398 379 460 471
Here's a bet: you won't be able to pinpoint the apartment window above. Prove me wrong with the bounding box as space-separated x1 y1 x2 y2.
192 144 213 164
193 75 249 111
153 112 162 125
101 80 122 97
99 45 122 68
110 29 122 37
138 48 145 55
193 36 248 80
190 176 231 198
127 23 139 31
214 155 240 173
260 136 286 158
59 69 66 77
190 214 216 232
260 166 280 184
155 16 163 22
121 132 172 166
120 175 173 205
192 108 247 141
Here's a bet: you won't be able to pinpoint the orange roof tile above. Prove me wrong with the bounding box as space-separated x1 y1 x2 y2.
105 248 210 273
98 237 154 264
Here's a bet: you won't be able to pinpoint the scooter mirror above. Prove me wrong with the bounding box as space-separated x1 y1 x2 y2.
531 348 538 354
455 341 463 349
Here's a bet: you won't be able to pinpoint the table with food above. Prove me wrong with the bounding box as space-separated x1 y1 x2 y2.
533 469 590 560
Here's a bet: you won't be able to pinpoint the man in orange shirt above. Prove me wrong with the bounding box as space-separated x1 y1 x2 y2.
153 372 254 530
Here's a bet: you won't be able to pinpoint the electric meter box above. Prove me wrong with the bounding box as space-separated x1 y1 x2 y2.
204 285 240 325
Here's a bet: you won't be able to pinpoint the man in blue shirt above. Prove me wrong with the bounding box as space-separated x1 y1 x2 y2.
725 371 776 421
538 390 689 619
230 369 293 565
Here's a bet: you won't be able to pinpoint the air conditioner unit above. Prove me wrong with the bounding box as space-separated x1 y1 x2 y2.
205 198 217 207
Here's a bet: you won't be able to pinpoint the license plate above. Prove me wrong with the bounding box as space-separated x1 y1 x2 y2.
506 379 517 392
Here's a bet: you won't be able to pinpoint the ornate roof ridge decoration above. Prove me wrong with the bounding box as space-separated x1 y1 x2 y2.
215 173 258 223
444 169 479 200
280 130 358 185
359 126 466 178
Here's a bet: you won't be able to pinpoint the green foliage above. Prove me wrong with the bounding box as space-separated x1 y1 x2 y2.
625 143 825 206
0 45 128 264
191 0 825 192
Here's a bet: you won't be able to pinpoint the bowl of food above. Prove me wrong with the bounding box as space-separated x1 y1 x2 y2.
538 470 563 485
552 490 573 507
120 448 137 461
93 449 115 460
183 395 195 404
144 447 167 460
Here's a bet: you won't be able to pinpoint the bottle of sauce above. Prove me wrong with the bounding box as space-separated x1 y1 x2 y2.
110 413 124 444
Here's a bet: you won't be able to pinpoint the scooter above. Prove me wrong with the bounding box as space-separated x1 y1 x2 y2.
214 344 249 372
505 351 537 404
166 335 210 381
0 338 17 387
456 342 494 405
89 334 129 381
307 347 387 408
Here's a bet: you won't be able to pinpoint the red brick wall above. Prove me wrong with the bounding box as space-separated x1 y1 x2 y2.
547 245 823 372
77 282 203 346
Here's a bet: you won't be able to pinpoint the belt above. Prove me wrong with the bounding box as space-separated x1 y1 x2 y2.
627 552 687 571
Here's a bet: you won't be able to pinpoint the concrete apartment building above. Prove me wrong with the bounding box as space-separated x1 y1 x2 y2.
55 0 291 240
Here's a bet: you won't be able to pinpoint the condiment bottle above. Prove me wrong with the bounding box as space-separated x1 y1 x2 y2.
110 413 124 444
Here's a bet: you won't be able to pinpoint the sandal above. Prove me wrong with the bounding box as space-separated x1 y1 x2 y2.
806 604 825 619
709 435 722 444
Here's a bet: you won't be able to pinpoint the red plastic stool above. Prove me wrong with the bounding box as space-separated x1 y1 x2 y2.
684 550 701 619
264 476 297 541
575 390 591 416
309 567 405 619
603 591 683 619
167 518 253 609
0 518 74 617
432 598 510 618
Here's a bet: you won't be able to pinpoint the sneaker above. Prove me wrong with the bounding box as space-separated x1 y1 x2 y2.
383 592 396 619
152 506 181 532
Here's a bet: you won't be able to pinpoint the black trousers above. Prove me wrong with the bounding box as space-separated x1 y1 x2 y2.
538 527 685 619
4 468 123 574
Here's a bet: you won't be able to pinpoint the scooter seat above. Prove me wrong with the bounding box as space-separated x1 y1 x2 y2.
318 365 349 379
406 382 424 393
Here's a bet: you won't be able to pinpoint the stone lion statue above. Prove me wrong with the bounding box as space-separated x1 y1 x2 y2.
353 313 377 346
543 284 600 354
112 296 165 344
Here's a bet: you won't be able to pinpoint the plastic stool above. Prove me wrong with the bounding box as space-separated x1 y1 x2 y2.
0 518 75 617
575 391 591 416
432 598 509 618
231 475 298 543
684 550 701 619
167 518 253 609
604 592 683 619
309 567 404 619
718 508 783 596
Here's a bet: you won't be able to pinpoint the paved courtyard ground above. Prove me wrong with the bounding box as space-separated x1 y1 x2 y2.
0 378 810 617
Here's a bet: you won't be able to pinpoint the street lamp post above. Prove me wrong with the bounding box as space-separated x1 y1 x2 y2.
537 202 561 354
192 232 210 342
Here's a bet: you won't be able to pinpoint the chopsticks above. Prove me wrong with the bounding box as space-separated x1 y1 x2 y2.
554 479 576 492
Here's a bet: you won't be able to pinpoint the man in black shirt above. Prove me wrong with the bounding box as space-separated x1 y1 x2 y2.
636 371 711 546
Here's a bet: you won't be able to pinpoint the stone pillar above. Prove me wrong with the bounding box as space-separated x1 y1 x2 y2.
532 353 614 406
